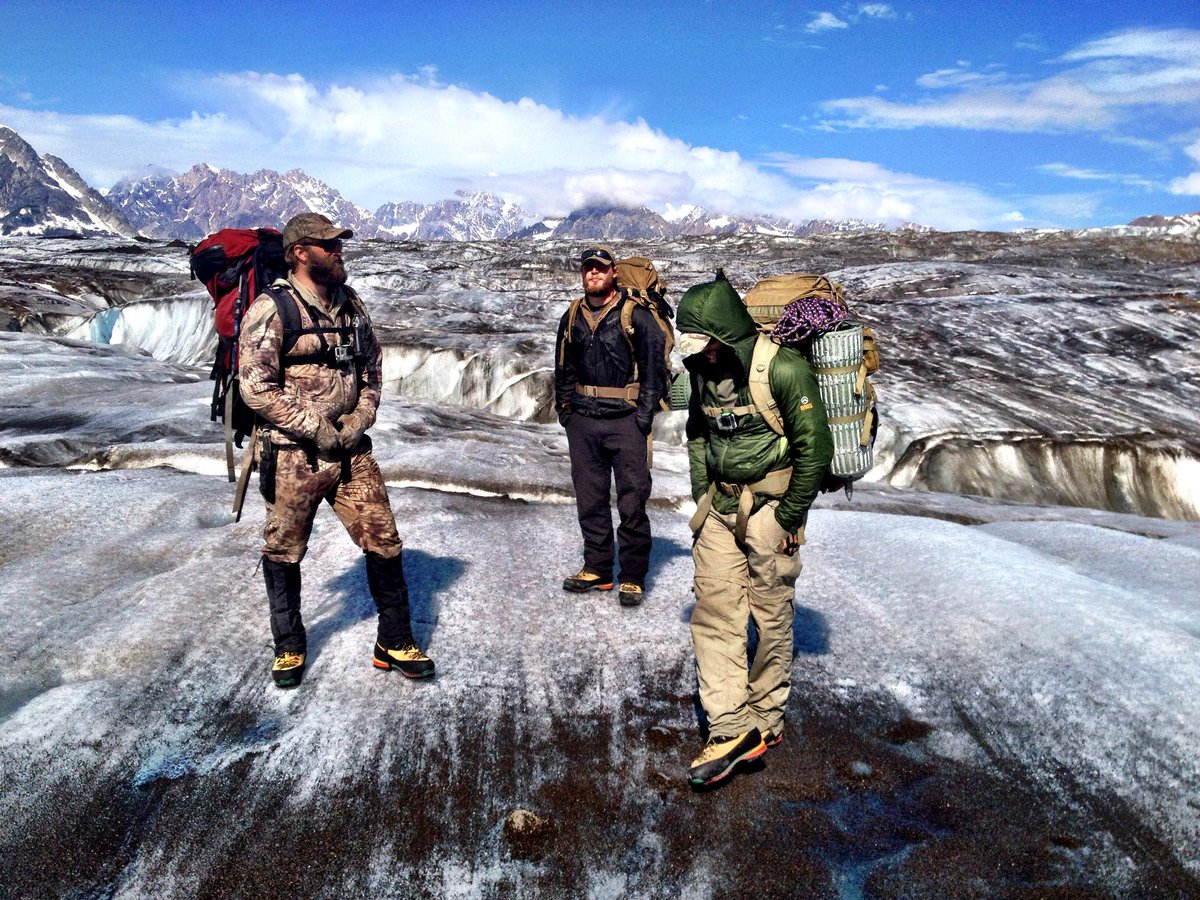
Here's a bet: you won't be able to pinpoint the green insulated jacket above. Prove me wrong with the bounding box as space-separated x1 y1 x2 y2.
676 277 834 533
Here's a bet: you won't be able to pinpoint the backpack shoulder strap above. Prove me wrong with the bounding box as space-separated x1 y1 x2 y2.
620 293 637 337
748 333 785 436
265 282 304 357
617 292 639 380
558 297 584 366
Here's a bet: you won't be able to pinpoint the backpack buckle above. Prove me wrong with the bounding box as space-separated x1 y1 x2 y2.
713 411 738 434
333 343 354 365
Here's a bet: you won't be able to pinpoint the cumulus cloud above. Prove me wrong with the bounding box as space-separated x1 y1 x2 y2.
1169 139 1200 195
804 4 893 33
761 155 1020 229
806 12 848 33
2 72 1028 230
0 103 268 187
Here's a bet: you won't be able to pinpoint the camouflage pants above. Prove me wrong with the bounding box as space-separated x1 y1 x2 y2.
260 436 402 564
691 500 801 740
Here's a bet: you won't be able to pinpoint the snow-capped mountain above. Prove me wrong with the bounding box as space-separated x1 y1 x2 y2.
513 205 677 240
107 164 377 241
1127 211 1200 233
374 190 531 240
665 205 802 236
0 126 137 238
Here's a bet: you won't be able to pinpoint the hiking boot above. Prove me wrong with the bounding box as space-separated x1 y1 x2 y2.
687 728 767 786
271 650 305 688
764 727 784 748
618 582 643 607
373 642 436 679
562 570 613 593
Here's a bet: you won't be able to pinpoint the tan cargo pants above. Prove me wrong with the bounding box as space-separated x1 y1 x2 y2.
691 499 801 739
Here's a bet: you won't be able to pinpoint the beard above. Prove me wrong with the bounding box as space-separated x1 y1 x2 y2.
308 254 347 289
583 269 615 300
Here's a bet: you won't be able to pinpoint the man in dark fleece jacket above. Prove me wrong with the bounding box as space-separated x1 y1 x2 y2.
554 246 666 607
675 272 833 786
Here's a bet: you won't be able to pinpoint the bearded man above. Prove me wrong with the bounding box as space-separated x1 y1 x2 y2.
238 212 434 687
554 246 666 607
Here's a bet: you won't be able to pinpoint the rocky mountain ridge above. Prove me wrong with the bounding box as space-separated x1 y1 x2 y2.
2 124 1197 242
1128 211 1200 233
0 126 137 238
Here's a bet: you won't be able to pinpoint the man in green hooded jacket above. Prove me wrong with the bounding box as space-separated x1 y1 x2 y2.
675 272 833 786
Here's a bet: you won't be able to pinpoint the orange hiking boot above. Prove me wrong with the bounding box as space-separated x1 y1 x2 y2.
688 729 767 786
562 570 614 593
271 650 306 688
373 642 435 679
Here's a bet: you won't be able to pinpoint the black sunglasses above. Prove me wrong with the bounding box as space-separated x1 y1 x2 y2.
300 238 343 253
580 248 614 265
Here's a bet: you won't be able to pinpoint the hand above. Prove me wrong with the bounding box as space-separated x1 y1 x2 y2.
314 418 341 453
776 531 801 556
336 411 369 449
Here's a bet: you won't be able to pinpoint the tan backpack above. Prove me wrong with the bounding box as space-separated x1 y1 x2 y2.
559 256 676 410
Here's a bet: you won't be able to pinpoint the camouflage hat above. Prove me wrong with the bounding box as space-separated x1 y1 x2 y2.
579 245 617 268
676 332 712 356
282 212 354 249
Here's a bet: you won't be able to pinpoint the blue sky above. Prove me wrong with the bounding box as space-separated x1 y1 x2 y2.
1 0 1198 229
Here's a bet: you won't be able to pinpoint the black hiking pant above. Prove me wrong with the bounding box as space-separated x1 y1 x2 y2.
565 412 652 585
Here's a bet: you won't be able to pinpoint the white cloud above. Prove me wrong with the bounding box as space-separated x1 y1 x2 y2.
1037 162 1156 189
1061 28 1200 65
2 73 1029 230
0 104 269 186
857 4 896 20
916 63 1006 90
804 5 893 34
822 27 1200 134
806 12 848 33
761 155 1021 229
1169 138 1200 195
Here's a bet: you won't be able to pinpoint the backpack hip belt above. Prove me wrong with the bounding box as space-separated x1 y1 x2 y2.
689 466 793 541
576 382 640 402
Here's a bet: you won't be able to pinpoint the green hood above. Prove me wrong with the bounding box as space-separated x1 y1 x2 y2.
676 277 758 373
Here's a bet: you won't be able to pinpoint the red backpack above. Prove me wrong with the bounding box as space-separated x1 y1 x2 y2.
189 228 287 481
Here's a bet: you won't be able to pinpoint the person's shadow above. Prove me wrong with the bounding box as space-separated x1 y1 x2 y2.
643 535 693 592
677 600 831 658
306 548 464 659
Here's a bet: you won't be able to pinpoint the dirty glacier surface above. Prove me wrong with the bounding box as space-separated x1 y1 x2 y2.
1 231 1198 897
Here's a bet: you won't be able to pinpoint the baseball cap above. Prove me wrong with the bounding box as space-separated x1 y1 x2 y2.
282 212 354 249
579 246 617 268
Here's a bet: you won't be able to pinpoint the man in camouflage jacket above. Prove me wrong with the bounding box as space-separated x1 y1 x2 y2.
674 273 833 786
239 212 434 687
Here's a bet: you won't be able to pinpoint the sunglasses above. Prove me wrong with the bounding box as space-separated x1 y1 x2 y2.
300 238 343 253
580 248 614 265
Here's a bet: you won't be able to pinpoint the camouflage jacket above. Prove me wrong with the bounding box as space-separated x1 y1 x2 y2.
238 274 382 447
